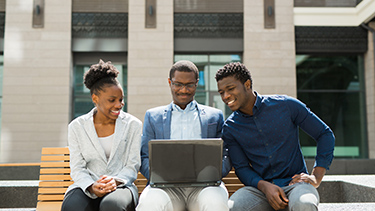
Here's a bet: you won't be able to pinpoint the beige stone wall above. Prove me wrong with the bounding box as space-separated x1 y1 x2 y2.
127 0 174 121
365 22 375 158
243 0 296 97
0 0 72 163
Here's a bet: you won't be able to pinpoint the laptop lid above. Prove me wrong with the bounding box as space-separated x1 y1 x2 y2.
149 138 223 188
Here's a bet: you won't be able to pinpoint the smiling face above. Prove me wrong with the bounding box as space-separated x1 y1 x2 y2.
217 76 255 115
92 84 124 122
168 70 198 110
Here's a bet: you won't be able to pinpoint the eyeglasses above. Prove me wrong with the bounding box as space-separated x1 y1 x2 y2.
171 80 197 90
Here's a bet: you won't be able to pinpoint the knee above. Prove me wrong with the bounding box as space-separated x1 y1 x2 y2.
289 184 319 211
197 187 229 210
290 194 318 211
136 188 172 211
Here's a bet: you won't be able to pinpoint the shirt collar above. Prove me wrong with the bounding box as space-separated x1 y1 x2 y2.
253 91 262 109
236 91 262 117
172 100 197 112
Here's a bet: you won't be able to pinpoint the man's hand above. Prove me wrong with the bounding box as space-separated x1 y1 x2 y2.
289 167 326 188
289 173 318 187
88 175 117 197
258 180 289 210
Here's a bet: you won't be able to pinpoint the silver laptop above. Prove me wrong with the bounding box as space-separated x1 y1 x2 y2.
149 138 223 188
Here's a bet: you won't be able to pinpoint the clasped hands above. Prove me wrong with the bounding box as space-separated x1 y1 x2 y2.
88 175 118 197
259 173 320 210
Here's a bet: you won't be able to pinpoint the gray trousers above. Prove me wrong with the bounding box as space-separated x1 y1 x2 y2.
61 187 135 211
228 182 319 211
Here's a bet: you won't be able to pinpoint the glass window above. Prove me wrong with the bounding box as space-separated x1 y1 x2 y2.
296 55 367 158
174 54 241 118
72 64 127 120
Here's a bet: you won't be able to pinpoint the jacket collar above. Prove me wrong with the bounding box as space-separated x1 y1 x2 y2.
82 108 127 164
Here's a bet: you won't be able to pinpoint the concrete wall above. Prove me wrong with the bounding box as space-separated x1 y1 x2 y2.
243 0 297 97
365 21 375 158
0 0 72 163
127 0 174 121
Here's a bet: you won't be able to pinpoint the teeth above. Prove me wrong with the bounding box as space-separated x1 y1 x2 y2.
227 100 235 105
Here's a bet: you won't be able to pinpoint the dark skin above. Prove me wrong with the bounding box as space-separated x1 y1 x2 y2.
217 76 327 210
87 84 125 197
168 70 198 110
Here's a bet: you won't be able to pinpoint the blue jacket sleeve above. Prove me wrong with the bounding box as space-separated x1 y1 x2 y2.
140 111 154 180
222 126 263 188
287 97 335 170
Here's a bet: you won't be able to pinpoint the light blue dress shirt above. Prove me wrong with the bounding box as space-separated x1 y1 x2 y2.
171 100 202 139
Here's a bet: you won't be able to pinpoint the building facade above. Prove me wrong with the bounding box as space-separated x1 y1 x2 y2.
0 0 374 164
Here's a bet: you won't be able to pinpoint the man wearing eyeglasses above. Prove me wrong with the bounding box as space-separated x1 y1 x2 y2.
137 60 231 211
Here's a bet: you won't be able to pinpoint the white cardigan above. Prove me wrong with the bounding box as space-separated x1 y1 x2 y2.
66 108 142 202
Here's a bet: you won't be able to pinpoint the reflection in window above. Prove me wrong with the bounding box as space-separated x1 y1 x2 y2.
174 54 241 118
296 55 367 158
73 64 127 119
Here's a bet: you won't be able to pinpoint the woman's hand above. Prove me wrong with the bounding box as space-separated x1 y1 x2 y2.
88 175 117 197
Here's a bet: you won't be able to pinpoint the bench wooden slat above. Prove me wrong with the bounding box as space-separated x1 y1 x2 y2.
38 188 68 194
41 155 70 161
40 162 70 168
40 168 71 174
222 177 244 184
38 194 65 201
36 202 62 211
39 175 72 181
42 147 70 155
39 181 74 187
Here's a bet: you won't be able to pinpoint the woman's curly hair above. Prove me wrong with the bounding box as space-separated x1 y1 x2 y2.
84 59 120 95
215 62 252 88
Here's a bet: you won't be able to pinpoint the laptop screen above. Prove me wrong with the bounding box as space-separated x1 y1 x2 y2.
149 138 223 187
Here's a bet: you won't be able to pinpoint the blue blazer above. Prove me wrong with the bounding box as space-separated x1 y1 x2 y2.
140 101 232 180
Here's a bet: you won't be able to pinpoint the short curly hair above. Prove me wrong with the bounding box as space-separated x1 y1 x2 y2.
215 62 252 88
83 59 120 95
169 60 199 80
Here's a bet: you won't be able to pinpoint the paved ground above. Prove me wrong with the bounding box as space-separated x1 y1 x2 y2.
319 203 375 210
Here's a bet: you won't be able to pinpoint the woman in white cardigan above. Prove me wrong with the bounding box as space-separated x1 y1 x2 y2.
61 60 142 211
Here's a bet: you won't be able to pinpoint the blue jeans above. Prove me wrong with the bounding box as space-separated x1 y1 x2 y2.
228 182 319 211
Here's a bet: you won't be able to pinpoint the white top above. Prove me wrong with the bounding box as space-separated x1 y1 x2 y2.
98 133 114 160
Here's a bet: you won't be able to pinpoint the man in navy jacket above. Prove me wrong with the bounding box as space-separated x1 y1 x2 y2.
216 62 335 211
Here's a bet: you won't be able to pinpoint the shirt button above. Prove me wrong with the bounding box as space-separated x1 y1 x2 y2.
269 155 272 159
259 129 262 132
265 143 269 146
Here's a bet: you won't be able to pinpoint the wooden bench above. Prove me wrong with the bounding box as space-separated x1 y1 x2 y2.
36 147 244 211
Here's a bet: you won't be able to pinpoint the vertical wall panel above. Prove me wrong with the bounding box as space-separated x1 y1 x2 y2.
0 0 72 163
